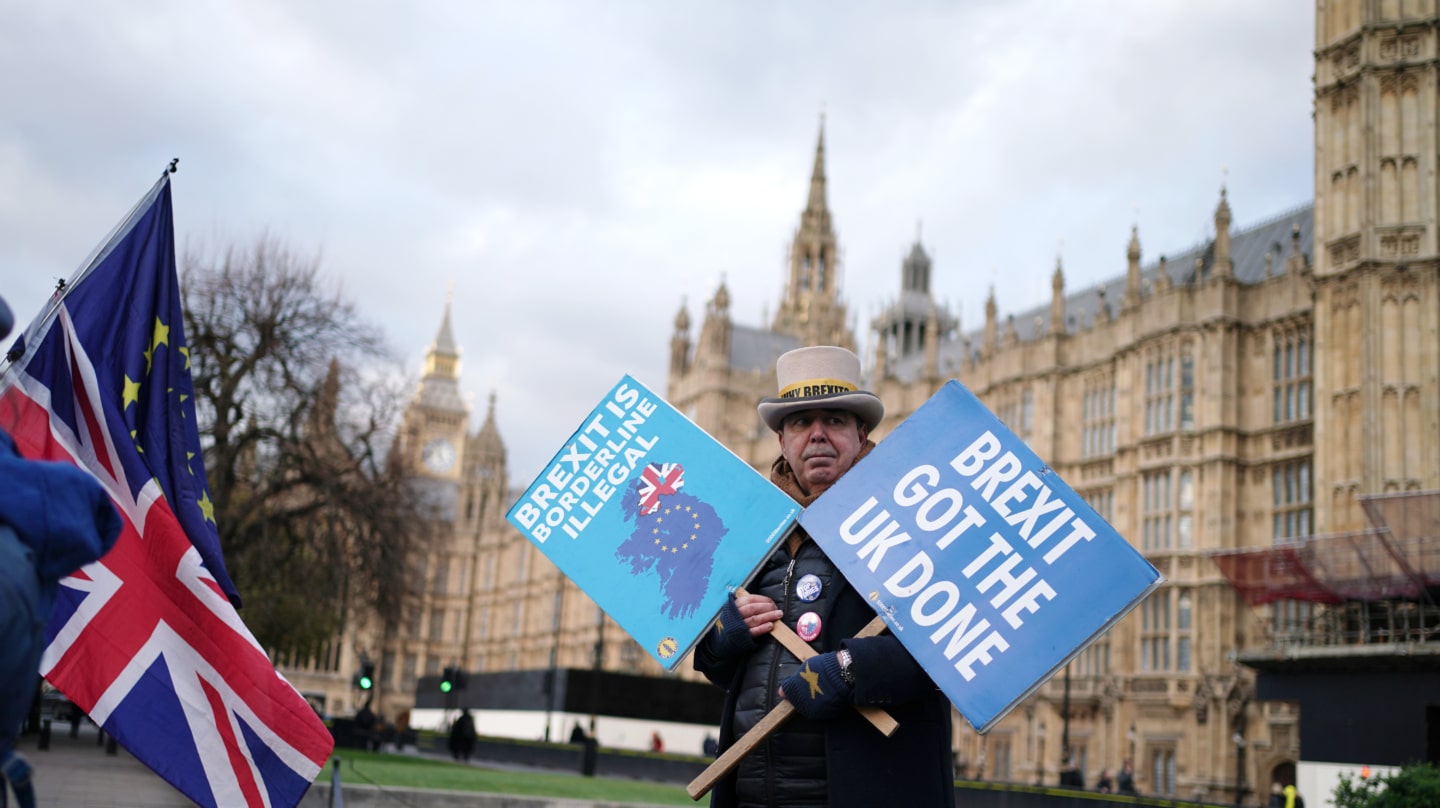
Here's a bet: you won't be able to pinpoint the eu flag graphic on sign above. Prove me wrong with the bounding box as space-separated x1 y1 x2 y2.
0 173 333 807
508 376 799 670
616 465 730 619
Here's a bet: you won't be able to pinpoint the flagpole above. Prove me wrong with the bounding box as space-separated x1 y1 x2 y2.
1 160 180 376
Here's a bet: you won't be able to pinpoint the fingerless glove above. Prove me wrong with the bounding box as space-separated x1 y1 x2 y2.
780 652 853 720
703 593 756 658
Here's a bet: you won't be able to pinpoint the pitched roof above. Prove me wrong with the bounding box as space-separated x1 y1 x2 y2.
888 204 1314 383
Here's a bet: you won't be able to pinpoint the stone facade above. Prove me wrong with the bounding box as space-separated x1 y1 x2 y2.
282 0 1439 800
664 3 1438 799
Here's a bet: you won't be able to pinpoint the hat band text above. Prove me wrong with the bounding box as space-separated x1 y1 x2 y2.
778 378 858 399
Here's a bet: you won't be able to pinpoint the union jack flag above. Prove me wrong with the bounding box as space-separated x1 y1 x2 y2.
637 462 685 515
0 173 333 807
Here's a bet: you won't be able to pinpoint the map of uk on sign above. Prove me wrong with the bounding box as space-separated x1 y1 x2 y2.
507 376 800 671
800 381 1164 733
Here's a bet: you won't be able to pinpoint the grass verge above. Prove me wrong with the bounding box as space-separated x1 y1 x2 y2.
326 748 697 806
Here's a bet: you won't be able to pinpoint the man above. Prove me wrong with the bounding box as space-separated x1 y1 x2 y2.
694 346 954 808
448 708 477 763
1116 759 1138 796
1059 756 1085 789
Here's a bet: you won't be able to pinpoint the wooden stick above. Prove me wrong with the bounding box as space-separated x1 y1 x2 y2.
686 605 896 801
734 587 898 737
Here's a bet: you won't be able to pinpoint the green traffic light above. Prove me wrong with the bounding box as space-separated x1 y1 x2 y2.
359 675 373 690
440 680 452 693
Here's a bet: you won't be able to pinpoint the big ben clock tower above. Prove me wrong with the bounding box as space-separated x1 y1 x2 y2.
402 300 469 479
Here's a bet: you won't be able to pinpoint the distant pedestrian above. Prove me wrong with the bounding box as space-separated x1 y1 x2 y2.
354 703 377 751
1283 783 1305 808
449 709 477 762
1096 768 1114 793
67 700 84 739
702 734 718 757
649 730 664 753
568 722 587 745
1116 759 1138 796
1268 782 1284 808
1059 756 1084 789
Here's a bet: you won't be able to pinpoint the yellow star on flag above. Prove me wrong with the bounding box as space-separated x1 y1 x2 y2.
197 489 216 525
122 375 141 410
144 317 170 374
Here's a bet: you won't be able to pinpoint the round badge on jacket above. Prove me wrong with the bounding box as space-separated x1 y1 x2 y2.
795 573 822 602
796 611 822 642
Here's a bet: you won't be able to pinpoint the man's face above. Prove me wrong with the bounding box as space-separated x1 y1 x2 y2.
778 408 868 495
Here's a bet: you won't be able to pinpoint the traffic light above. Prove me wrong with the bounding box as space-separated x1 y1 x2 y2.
352 660 375 691
441 665 467 693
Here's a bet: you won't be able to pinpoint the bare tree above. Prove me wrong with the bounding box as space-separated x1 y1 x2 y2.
181 236 430 657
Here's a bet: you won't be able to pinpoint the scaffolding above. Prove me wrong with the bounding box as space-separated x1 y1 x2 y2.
1212 490 1440 649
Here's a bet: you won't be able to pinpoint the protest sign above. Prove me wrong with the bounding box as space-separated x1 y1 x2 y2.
507 375 800 671
799 380 1163 732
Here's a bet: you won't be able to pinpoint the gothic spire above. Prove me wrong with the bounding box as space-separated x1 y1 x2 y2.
1050 255 1066 335
1213 185 1234 279
1126 224 1142 308
430 297 459 363
806 116 828 216
417 297 466 414
475 391 504 457
772 117 852 348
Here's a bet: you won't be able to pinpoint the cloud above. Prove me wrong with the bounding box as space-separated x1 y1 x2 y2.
0 0 1315 484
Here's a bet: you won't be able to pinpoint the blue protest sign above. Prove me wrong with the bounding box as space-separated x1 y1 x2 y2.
800 380 1163 732
507 376 800 670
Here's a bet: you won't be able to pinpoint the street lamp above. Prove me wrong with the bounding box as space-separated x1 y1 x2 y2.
1061 663 1072 765
1233 731 1247 806
1036 722 1047 785
1127 722 1136 764
544 572 565 742
589 606 605 738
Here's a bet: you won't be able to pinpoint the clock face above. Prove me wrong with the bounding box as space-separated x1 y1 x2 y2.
422 438 457 473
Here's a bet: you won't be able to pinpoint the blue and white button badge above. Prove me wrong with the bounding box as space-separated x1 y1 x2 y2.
795 573 823 602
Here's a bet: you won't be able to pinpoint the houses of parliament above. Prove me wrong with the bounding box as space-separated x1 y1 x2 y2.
282 1 1440 801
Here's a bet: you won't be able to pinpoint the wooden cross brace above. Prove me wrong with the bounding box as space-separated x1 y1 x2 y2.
686 587 898 800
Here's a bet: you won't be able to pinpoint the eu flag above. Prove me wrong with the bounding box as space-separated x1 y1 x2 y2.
0 171 333 807
8 175 237 605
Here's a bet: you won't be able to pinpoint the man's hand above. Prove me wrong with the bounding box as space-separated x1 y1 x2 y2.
706 591 782 658
778 652 853 720
732 592 783 637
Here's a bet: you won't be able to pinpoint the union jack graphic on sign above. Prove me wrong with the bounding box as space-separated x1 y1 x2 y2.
0 174 332 807
636 462 684 515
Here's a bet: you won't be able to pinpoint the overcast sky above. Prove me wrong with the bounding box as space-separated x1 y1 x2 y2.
1 1 1316 486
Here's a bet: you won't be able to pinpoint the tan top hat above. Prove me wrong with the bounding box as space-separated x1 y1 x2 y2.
757 345 884 432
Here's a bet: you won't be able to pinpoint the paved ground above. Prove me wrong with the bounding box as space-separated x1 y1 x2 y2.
13 723 194 807
10 725 670 808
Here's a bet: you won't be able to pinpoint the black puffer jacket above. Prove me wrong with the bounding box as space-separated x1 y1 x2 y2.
730 539 839 805
694 532 955 808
